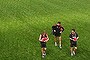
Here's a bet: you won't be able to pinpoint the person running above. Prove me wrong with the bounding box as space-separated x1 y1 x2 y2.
52 22 64 48
39 31 49 58
69 29 79 56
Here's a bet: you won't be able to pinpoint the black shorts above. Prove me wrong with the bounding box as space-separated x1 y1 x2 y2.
70 41 77 47
55 33 61 37
40 42 46 48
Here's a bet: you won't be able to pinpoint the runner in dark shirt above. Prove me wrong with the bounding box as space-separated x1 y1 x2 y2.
52 22 64 48
39 31 49 58
69 29 79 56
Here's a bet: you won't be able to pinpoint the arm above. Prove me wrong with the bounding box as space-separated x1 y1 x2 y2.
72 33 79 41
39 35 42 41
61 27 64 32
52 26 56 35
60 27 64 33
76 35 79 40
76 33 79 40
45 34 49 42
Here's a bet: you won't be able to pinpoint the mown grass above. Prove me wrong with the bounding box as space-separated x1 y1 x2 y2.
0 0 90 60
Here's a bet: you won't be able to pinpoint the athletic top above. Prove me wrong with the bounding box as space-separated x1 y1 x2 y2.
39 33 49 42
69 32 78 41
52 25 57 35
52 25 64 35
41 34 47 39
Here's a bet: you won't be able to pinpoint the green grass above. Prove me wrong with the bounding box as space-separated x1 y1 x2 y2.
0 0 90 60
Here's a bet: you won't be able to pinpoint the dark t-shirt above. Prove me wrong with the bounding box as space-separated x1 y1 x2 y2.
69 32 78 41
52 25 64 35
52 25 60 35
40 34 48 43
52 25 57 35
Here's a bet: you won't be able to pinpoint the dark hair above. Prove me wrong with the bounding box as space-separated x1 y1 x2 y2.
58 22 61 24
72 29 75 32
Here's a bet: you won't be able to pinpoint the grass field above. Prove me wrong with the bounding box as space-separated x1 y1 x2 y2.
0 0 90 60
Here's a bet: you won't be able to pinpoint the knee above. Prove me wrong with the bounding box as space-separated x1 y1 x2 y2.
75 47 77 49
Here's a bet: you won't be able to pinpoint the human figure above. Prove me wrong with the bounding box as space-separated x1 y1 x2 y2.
39 32 49 58
69 29 79 56
52 22 64 48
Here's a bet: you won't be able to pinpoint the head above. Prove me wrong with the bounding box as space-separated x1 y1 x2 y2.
57 22 61 26
41 31 47 37
71 29 75 34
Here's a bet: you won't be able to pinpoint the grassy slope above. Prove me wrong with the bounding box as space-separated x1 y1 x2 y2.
0 0 90 60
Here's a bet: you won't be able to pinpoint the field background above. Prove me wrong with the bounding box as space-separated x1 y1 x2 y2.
0 0 90 60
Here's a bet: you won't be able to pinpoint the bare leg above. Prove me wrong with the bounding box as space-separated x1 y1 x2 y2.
70 47 73 56
54 36 57 42
41 48 44 55
43 48 46 55
73 47 77 55
54 36 57 46
41 48 45 58
59 36 62 48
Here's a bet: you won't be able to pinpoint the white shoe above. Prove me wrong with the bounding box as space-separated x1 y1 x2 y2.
43 53 46 56
73 51 75 55
59 46 62 49
42 55 45 58
71 53 73 56
42 53 45 58
55 42 57 46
